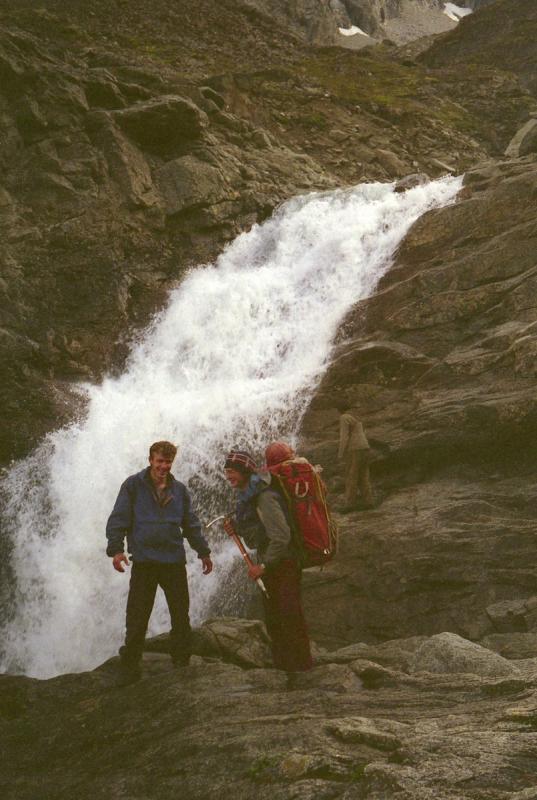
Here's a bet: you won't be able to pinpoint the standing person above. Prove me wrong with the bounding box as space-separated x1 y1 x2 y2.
265 441 337 568
337 402 374 512
106 441 213 686
223 448 312 682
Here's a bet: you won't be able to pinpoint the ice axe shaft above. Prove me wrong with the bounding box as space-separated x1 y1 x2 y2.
206 514 269 598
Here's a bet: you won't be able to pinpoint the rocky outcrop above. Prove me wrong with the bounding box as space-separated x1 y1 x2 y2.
241 0 342 44
337 0 460 43
505 116 537 158
7 0 532 462
421 0 537 96
299 156 537 650
3 618 537 799
155 156 228 215
0 19 340 463
112 95 209 154
407 632 518 677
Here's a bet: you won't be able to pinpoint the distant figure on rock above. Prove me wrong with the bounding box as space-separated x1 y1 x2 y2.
336 401 374 512
106 440 213 686
224 447 312 684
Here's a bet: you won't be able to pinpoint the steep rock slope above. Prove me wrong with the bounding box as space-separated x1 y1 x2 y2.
421 0 537 94
0 23 336 461
337 0 462 43
2 0 534 462
301 156 537 648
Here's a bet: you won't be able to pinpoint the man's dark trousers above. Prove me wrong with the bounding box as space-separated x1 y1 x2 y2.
120 561 191 666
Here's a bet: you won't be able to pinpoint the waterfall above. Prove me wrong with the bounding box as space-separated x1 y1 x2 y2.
0 177 462 678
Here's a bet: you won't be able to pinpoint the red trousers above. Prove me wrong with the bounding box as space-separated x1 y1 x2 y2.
262 558 313 672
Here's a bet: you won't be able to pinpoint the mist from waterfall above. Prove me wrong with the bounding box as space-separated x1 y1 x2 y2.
0 177 462 678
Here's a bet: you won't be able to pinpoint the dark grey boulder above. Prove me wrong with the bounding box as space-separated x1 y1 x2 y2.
394 172 431 192
112 94 209 154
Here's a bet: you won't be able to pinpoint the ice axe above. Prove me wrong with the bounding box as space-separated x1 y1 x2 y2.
206 514 269 598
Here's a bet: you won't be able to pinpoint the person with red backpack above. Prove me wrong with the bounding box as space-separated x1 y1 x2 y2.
223 448 312 680
265 442 337 568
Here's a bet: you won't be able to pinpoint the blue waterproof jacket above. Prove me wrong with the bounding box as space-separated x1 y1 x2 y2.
106 468 210 564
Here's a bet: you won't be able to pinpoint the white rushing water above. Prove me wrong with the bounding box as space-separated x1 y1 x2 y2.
0 177 462 678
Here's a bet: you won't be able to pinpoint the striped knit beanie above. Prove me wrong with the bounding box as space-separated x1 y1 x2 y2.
224 449 257 475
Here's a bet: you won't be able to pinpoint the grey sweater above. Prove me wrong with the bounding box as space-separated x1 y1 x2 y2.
236 473 295 569
255 481 294 567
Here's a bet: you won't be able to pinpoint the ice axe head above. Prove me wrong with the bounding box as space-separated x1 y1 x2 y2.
205 514 227 530
205 514 238 538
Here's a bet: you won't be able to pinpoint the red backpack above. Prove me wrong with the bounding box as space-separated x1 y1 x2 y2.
269 458 338 568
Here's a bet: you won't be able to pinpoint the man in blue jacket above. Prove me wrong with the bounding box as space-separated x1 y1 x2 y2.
106 440 213 685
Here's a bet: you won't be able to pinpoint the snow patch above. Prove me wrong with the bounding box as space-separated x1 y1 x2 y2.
338 25 368 37
443 3 473 22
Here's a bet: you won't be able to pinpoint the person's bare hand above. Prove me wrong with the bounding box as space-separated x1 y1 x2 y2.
201 556 213 575
248 563 265 581
112 553 129 573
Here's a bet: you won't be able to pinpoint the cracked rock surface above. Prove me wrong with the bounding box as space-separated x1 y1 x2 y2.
3 618 537 799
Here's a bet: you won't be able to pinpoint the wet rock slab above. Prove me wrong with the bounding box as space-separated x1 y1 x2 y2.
2 618 537 799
